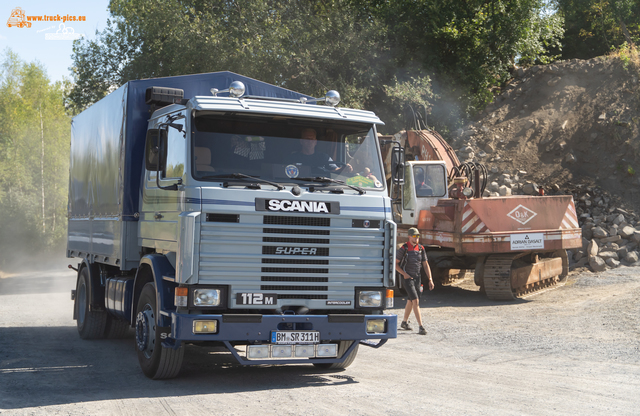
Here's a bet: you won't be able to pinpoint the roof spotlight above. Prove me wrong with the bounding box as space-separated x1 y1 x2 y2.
210 81 246 98
324 90 340 107
299 90 341 106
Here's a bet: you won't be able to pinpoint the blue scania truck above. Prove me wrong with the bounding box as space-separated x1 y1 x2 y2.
67 72 397 379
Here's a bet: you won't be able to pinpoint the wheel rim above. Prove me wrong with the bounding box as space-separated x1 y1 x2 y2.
77 281 87 325
135 305 155 358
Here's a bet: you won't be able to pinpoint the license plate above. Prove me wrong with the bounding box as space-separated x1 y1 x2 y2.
271 331 320 344
236 293 277 305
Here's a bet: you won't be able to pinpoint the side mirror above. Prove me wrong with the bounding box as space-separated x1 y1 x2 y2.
144 129 167 172
391 145 405 186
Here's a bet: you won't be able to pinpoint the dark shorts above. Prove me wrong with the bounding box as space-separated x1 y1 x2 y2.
403 277 421 301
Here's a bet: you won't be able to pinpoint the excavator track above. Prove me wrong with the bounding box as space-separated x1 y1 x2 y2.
482 251 569 301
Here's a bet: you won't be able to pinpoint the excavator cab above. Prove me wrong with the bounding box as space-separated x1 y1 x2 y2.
395 161 448 225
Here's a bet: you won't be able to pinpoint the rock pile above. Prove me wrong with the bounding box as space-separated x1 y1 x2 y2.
445 55 640 274
570 185 640 271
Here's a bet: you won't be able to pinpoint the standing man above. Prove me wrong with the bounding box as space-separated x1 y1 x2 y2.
396 227 434 335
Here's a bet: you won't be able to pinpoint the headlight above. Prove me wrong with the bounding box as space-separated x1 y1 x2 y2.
358 290 382 308
462 187 473 197
193 289 221 307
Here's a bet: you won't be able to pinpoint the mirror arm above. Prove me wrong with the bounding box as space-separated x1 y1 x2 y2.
156 170 182 191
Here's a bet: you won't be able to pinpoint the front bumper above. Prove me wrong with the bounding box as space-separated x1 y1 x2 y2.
170 312 397 365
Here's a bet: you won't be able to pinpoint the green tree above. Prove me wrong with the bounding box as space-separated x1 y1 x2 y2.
69 0 564 133
365 0 565 129
559 0 640 59
0 49 70 266
69 0 438 132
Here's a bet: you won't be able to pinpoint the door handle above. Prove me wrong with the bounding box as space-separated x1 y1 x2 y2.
154 212 164 220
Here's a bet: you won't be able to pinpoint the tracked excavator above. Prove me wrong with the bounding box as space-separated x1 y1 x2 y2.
380 130 582 300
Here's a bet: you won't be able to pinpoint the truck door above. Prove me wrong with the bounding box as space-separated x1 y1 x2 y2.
139 111 187 251
401 161 448 226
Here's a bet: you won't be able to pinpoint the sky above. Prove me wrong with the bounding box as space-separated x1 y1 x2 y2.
0 0 111 83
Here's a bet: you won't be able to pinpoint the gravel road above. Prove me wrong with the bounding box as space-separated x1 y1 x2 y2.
1 263 638 415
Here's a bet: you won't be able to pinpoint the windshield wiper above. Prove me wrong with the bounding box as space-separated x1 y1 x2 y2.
295 177 365 195
200 173 285 190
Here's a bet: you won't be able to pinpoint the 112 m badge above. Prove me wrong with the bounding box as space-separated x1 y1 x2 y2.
236 293 277 305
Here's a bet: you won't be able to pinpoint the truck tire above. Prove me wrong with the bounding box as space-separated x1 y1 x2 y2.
104 315 131 339
135 283 184 379
75 267 107 339
313 341 359 370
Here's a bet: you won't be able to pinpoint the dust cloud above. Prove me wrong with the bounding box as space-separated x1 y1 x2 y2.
0 246 77 297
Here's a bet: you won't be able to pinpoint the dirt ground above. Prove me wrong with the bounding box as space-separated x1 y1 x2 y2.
458 56 640 211
1 263 638 415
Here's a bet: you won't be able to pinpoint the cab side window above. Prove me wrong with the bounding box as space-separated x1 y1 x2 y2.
163 118 186 179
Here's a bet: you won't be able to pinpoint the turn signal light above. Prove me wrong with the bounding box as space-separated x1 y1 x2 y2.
386 289 394 308
175 287 188 307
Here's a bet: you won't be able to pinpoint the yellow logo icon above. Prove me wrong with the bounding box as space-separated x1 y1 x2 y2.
7 7 31 28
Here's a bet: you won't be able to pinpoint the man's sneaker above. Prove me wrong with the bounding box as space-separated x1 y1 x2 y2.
418 326 427 335
400 321 413 330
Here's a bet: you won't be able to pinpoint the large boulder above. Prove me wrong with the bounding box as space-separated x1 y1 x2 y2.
620 226 637 239
587 240 599 257
592 226 608 238
522 182 539 195
617 246 629 259
605 258 620 268
499 185 512 196
598 251 619 261
625 251 639 264
574 257 589 268
600 235 622 244
589 256 607 272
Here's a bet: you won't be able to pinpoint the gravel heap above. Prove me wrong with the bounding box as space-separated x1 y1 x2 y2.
570 184 640 271
444 56 640 273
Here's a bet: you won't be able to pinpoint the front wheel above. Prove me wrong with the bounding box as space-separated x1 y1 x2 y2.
313 341 359 370
135 283 184 379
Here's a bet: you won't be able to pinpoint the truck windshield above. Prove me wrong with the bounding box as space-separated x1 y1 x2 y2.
191 114 385 190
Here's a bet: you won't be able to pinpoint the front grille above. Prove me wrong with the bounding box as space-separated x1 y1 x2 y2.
279 294 328 300
261 285 328 291
262 258 329 265
262 276 329 282
264 228 330 236
198 212 386 306
263 236 329 244
261 268 329 274
264 216 330 227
